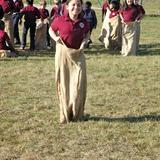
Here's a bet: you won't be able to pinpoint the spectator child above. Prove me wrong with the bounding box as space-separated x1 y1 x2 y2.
83 1 97 48
19 0 40 51
12 0 24 44
0 20 17 57
0 0 16 44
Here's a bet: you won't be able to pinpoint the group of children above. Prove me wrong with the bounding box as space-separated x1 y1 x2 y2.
99 0 145 56
0 0 145 58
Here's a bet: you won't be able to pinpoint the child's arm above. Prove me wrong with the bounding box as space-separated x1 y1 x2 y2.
49 27 61 43
80 32 90 49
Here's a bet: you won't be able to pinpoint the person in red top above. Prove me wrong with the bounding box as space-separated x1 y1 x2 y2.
120 0 140 56
12 0 24 44
0 20 17 57
19 0 40 51
0 0 15 44
49 0 90 123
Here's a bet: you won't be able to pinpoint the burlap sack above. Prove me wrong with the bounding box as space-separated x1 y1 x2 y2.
55 42 87 123
121 22 137 56
3 14 14 45
35 20 47 50
104 15 122 50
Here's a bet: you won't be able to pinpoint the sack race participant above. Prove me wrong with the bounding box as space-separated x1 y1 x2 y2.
99 0 121 51
120 0 140 56
49 0 90 123
35 0 49 50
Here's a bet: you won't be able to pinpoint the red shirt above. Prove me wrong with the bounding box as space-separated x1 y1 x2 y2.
14 0 23 13
120 6 139 22
39 8 49 20
20 4 40 23
51 15 90 49
0 0 15 13
0 29 10 50
102 1 109 15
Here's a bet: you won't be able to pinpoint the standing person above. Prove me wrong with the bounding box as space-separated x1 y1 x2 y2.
134 0 145 51
99 0 121 51
19 0 40 51
120 0 139 56
12 0 24 44
35 0 49 50
0 20 18 58
0 0 15 45
49 0 90 123
83 1 97 48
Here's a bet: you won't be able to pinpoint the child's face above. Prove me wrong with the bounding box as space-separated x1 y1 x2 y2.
67 0 82 17
126 0 134 6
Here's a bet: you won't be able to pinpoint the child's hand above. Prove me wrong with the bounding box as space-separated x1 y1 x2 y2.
55 36 61 43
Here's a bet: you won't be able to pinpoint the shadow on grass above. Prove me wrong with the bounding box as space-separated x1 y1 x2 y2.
86 114 160 123
138 43 160 56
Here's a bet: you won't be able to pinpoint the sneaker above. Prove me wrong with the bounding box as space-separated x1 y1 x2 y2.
19 46 25 50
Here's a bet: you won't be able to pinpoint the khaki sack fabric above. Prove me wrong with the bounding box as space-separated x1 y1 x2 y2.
35 21 47 50
55 42 87 123
99 12 122 50
121 22 137 56
104 15 122 50
3 14 14 45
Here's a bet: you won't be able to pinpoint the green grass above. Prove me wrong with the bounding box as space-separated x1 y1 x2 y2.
0 3 160 160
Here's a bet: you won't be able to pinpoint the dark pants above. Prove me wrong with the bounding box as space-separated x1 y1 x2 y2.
46 23 50 47
21 21 36 50
12 13 21 44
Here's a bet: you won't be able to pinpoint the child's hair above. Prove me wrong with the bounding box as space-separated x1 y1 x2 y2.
110 0 120 10
66 0 83 5
26 0 34 5
85 1 92 8
40 0 47 6
0 20 5 30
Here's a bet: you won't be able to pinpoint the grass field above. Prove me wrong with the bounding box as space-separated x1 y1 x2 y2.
0 1 160 160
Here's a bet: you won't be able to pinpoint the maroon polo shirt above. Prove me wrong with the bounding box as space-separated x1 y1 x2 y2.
51 15 90 49
0 29 10 50
0 0 15 14
120 6 139 22
20 4 40 23
39 8 49 20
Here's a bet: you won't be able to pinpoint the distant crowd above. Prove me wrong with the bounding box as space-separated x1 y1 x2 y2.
0 0 145 58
